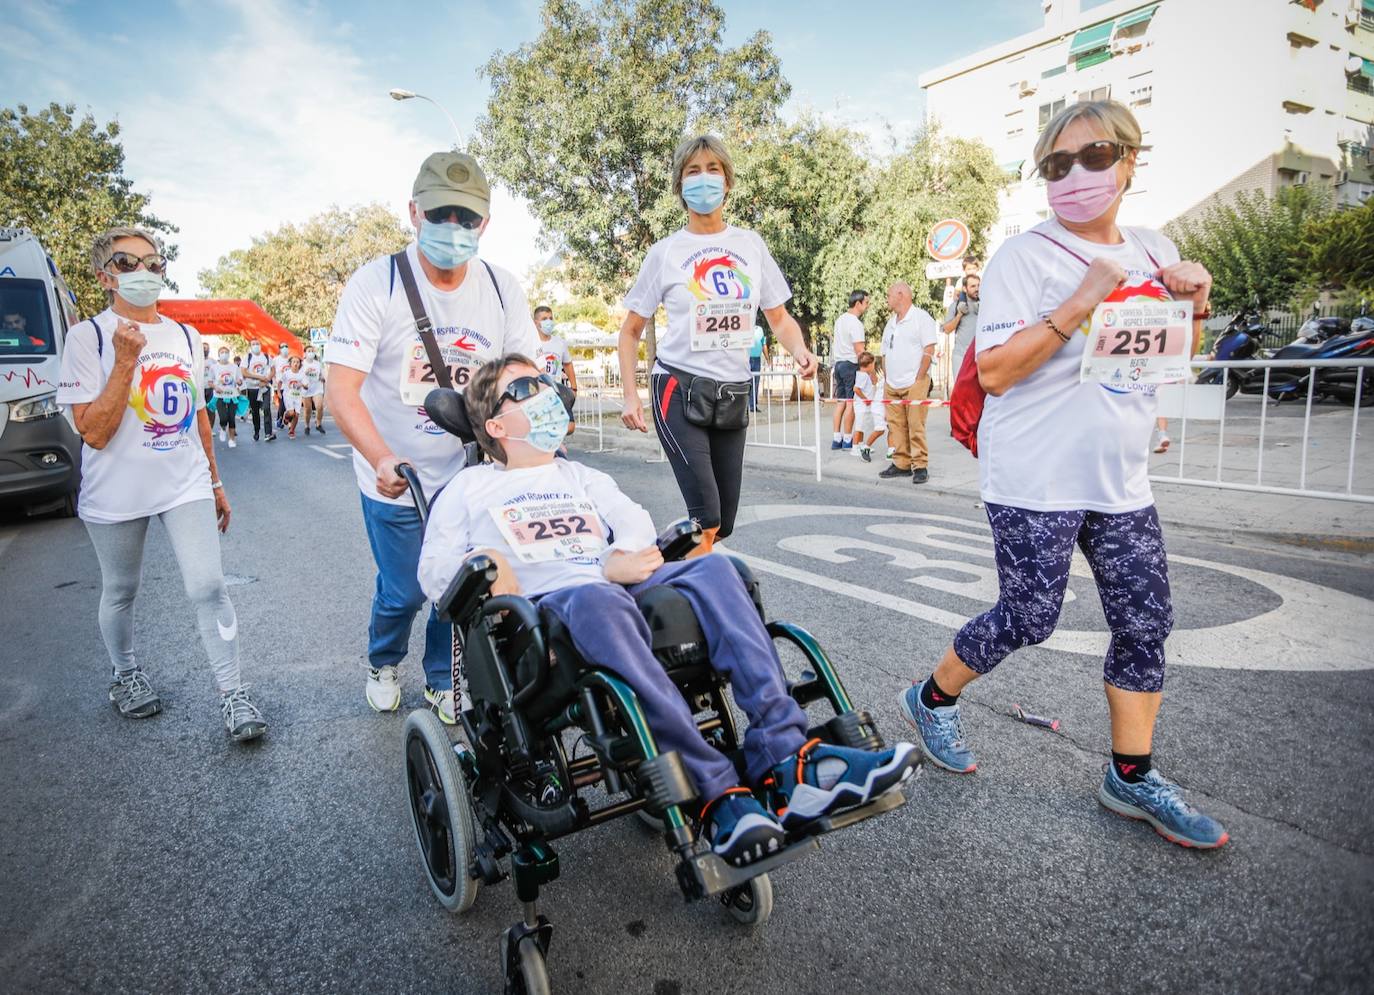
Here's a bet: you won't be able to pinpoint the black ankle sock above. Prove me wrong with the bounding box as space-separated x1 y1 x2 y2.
920 675 959 710
1111 752 1152 784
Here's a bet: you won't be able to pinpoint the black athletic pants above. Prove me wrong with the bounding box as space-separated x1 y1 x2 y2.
247 388 272 437
650 370 748 538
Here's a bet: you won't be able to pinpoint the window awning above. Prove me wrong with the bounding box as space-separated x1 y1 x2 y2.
1076 49 1114 70
1115 5 1159 30
1363 57 1374 80
1364 0 1374 14
1068 20 1114 57
1001 160 1025 178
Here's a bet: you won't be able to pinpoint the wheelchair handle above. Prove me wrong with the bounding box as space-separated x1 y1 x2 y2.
396 462 427 528
656 518 703 562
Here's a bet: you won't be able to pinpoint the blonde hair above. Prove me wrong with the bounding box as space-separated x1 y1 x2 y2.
1033 99 1147 177
671 134 735 210
90 226 162 275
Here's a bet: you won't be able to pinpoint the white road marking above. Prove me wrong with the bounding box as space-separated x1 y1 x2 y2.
310 445 347 459
734 504 1374 672
326 443 352 450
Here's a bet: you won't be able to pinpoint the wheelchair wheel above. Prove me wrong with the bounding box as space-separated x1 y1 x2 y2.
721 873 773 926
508 936 551 995
403 709 481 913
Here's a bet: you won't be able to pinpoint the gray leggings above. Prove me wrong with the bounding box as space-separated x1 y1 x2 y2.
84 498 241 692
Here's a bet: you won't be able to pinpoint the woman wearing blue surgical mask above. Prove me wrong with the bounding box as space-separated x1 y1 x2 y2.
618 134 818 555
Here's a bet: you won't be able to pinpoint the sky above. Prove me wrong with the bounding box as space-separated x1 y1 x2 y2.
1 0 1091 296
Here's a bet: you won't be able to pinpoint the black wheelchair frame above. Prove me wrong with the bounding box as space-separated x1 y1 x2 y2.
398 388 912 994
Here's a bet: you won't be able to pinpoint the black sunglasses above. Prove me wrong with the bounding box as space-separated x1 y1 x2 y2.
1036 140 1129 182
423 205 485 229
106 251 168 275
497 374 558 410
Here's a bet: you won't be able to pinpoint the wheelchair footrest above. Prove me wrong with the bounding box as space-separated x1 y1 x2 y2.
804 784 908 836
678 837 819 902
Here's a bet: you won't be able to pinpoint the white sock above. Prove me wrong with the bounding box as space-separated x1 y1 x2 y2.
833 432 842 442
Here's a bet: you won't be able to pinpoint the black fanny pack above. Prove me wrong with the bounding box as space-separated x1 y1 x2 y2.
661 363 751 431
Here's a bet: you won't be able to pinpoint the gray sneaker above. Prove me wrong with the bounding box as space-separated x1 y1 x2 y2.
109 668 162 719
221 685 268 742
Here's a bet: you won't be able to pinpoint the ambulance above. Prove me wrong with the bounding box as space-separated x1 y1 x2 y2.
0 227 83 516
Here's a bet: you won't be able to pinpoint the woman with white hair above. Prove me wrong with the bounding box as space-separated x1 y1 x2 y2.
900 101 1225 849
56 227 267 743
618 134 818 554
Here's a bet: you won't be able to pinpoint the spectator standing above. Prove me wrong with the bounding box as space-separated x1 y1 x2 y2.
829 290 868 449
850 350 887 462
877 283 938 484
941 273 981 378
747 323 769 411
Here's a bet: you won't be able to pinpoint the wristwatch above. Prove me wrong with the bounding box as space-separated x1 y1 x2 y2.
210 480 224 490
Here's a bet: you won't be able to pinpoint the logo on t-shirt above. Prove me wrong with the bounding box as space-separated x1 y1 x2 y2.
687 253 753 301
128 360 196 449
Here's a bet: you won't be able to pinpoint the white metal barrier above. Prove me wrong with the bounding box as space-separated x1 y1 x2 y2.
748 370 822 481
1151 357 1371 504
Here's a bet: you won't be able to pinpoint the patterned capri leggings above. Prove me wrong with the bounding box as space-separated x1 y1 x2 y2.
953 502 1174 693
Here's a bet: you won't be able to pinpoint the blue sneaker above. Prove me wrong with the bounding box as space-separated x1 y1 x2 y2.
841 440 853 449
898 680 977 773
700 788 786 866
830 439 844 450
1098 764 1229 849
761 738 920 831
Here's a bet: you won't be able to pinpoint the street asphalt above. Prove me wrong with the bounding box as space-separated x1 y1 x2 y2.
2 419 1372 995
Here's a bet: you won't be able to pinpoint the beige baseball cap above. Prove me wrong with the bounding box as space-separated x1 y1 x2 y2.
412 152 490 216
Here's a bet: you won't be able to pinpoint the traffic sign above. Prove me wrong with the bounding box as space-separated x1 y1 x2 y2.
926 218 970 261
308 327 329 345
925 258 965 280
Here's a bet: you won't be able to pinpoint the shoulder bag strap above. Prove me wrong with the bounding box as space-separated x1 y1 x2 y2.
1031 230 1092 268
482 260 505 316
89 318 103 358
392 250 453 390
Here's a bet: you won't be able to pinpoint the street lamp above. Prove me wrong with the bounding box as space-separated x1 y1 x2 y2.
389 88 464 147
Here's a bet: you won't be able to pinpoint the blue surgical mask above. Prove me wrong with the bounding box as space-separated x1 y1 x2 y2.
681 173 726 214
539 318 554 334
115 270 164 307
497 388 569 454
250 342 262 354
418 219 480 270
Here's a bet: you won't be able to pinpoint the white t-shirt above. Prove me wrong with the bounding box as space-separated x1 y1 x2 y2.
56 309 212 524
244 350 272 388
201 353 215 394
418 458 658 602
535 334 573 382
326 244 539 505
880 307 939 389
623 225 791 382
271 354 291 387
854 369 885 404
211 361 242 400
975 218 1180 513
831 312 865 365
303 358 324 396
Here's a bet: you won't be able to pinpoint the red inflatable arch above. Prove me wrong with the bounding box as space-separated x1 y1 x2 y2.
156 299 304 357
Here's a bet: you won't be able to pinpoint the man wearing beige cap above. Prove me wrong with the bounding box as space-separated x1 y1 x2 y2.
325 151 538 723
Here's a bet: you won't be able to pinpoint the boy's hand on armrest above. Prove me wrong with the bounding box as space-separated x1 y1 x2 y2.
472 549 522 596
604 547 664 586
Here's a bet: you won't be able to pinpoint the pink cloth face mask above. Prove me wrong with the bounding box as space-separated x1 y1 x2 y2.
1047 162 1121 223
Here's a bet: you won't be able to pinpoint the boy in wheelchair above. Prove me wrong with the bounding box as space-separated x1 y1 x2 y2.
418 354 920 867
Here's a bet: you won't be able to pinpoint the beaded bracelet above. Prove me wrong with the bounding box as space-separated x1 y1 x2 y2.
1045 315 1070 343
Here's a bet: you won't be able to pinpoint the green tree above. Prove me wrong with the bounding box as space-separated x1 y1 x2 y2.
0 102 178 317
1302 198 1374 298
820 128 1005 334
474 0 790 351
1164 184 1333 311
198 203 412 332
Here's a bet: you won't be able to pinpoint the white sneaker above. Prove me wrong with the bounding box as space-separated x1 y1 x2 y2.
218 428 227 442
1152 432 1171 454
366 666 401 712
228 437 237 448
424 685 471 726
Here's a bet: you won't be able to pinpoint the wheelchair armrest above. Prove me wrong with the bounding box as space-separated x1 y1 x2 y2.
436 555 499 625
656 518 702 562
482 595 548 707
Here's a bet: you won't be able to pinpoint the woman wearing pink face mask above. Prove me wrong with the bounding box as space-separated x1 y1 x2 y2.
898 100 1226 850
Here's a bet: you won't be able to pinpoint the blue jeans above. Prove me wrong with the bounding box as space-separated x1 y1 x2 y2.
538 556 809 800
359 493 452 689
748 355 762 410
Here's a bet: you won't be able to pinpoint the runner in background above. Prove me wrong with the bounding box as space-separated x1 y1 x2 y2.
618 134 818 555
850 350 887 462
829 290 868 450
210 346 242 449
280 355 307 439
302 345 325 436
243 340 277 442
899 99 1224 849
272 342 290 430
533 305 577 435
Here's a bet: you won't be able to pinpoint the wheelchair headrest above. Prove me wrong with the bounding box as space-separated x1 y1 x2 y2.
424 388 477 444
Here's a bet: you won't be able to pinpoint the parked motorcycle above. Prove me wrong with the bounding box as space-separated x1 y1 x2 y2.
1289 315 1352 347
1197 309 1271 398
1253 317 1374 406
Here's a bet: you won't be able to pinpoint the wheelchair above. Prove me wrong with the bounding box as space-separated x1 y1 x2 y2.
399 387 917 994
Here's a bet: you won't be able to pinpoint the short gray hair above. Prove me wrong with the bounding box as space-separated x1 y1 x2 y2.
90 226 163 276
671 134 735 210
1033 99 1147 176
